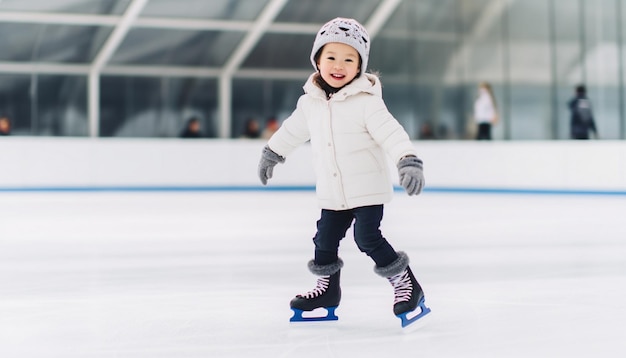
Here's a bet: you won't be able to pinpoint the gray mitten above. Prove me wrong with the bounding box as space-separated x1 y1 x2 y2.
397 155 424 196
258 146 285 185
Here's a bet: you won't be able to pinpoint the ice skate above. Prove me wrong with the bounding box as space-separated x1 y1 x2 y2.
375 252 431 328
289 259 342 322
387 266 431 327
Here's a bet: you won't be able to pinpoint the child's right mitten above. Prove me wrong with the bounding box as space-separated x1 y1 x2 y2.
258 145 285 185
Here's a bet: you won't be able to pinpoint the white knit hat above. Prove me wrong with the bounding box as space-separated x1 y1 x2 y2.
310 17 370 74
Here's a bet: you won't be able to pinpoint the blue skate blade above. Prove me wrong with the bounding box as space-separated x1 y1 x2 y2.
290 306 339 322
397 298 431 328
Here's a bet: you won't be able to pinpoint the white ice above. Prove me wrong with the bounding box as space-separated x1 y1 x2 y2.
1 191 625 357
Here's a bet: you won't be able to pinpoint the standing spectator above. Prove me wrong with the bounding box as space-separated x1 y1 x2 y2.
0 115 11 136
180 117 202 138
473 82 498 140
568 85 599 140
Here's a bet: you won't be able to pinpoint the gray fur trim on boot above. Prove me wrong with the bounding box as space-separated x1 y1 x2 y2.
308 258 344 276
374 252 409 278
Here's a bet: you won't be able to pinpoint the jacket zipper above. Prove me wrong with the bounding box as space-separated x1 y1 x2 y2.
326 97 349 209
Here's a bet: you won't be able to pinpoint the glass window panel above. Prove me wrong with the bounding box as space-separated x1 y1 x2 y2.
373 0 466 139
459 0 506 140
455 0 496 35
0 0 131 15
379 83 420 140
371 38 465 139
386 0 458 33
2 0 626 141
110 28 244 66
621 0 626 139
275 0 379 24
369 37 415 75
231 79 303 138
140 0 269 20
0 23 39 61
37 25 112 63
506 0 552 140
100 76 218 138
0 74 87 136
0 74 31 135
554 0 584 140
582 0 620 139
0 23 112 62
242 34 312 69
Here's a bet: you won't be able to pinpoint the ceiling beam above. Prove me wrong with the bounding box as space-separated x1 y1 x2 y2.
0 11 118 26
102 64 221 78
134 17 250 31
0 61 89 75
443 0 513 84
266 22 319 34
234 68 312 80
0 10 326 34
221 0 289 76
365 0 402 38
88 0 148 138
91 0 148 73
217 0 289 138
0 61 310 80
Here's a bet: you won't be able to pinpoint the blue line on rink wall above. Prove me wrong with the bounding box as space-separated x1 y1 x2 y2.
422 187 626 196
0 185 314 192
0 185 625 196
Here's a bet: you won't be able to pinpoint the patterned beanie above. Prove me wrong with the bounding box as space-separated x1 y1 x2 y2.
310 17 370 74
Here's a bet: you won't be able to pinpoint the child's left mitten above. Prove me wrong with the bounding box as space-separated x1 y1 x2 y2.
397 156 424 196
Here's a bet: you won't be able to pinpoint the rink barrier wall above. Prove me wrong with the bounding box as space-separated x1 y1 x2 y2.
2 185 626 196
1 137 625 195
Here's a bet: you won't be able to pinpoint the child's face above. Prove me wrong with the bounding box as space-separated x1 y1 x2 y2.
317 42 360 88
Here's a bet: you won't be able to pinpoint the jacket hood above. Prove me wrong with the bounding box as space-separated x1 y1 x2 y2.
303 73 382 100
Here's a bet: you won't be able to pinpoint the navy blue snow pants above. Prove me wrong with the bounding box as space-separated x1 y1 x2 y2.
313 205 399 268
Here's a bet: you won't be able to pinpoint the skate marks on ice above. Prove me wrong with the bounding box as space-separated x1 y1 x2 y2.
1 192 626 357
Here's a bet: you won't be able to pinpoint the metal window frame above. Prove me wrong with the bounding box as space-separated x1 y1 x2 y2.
0 0 402 138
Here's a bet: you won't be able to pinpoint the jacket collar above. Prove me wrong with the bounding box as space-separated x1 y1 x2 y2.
304 73 382 101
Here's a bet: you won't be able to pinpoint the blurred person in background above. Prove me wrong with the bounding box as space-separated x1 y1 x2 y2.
473 82 498 140
568 85 599 140
179 116 202 138
0 115 11 136
241 117 261 138
418 122 436 140
261 117 279 139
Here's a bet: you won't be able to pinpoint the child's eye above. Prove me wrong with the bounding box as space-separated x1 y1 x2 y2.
346 59 354 62
326 56 335 61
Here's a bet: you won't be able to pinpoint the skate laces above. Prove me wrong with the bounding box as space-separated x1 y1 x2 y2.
300 276 330 299
388 269 412 304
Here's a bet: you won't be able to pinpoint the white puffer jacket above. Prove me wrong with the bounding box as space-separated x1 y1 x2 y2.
268 73 417 210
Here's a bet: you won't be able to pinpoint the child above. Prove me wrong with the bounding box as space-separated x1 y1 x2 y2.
257 17 430 327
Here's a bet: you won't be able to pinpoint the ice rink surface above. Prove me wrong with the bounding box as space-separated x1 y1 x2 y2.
1 190 625 357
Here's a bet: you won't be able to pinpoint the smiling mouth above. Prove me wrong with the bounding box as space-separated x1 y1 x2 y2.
331 74 345 79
